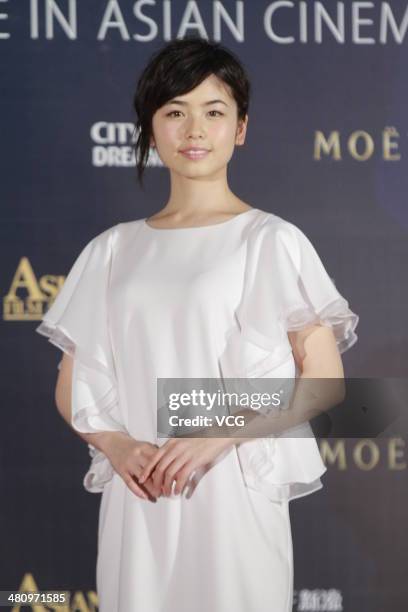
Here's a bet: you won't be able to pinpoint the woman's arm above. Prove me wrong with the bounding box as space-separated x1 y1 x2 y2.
287 323 344 379
55 352 120 454
54 353 163 500
221 323 346 442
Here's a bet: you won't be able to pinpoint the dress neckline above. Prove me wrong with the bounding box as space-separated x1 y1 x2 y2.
143 208 259 231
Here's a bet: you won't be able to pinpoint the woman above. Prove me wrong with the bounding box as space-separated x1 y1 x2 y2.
36 37 359 612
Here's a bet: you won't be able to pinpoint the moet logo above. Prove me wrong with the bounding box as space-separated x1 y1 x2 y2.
3 257 64 321
314 127 403 160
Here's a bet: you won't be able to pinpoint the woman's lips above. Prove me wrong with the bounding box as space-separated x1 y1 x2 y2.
179 149 210 160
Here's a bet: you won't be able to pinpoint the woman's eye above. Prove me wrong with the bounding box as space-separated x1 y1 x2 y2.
166 110 223 118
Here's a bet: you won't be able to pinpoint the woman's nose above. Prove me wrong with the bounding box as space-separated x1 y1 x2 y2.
185 117 205 138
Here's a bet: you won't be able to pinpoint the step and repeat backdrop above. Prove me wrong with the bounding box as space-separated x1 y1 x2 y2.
1 1 407 611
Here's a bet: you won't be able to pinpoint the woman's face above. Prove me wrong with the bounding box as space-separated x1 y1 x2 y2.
150 74 248 178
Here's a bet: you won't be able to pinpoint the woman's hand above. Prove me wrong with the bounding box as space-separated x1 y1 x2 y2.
138 437 235 496
101 431 164 501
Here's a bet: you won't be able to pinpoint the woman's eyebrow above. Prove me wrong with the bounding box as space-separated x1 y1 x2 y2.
165 99 229 107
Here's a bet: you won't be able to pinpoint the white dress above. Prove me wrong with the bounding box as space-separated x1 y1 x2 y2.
36 207 359 612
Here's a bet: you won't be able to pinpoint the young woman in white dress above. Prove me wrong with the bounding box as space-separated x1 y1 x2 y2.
37 37 359 612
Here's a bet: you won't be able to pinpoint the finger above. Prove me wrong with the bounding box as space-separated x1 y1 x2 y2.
174 462 197 496
139 478 160 501
151 448 184 493
126 471 164 501
123 473 149 500
142 474 163 499
138 440 182 490
127 458 162 499
138 446 167 483
163 456 188 496
151 451 182 492
131 467 160 499
139 440 181 484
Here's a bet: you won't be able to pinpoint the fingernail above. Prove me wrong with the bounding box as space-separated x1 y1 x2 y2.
139 475 146 483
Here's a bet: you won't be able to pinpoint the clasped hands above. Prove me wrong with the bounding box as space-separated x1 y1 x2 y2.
103 430 239 501
138 435 235 499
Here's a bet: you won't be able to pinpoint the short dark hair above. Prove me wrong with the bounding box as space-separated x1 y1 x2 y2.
132 36 251 188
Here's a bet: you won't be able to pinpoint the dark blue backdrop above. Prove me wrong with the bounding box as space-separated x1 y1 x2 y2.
1 1 407 610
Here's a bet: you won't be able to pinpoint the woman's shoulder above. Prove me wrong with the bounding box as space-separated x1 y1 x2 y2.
85 219 146 250
248 209 320 276
250 209 306 244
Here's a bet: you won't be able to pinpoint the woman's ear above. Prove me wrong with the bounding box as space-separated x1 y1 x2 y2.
236 114 248 146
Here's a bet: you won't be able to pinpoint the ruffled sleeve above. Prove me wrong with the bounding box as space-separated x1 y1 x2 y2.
35 226 127 493
236 216 359 377
230 215 360 503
